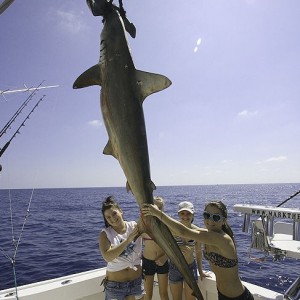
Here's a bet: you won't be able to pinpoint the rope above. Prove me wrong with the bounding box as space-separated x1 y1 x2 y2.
0 246 12 261
118 0 126 17
13 189 34 258
277 189 300 207
9 189 16 249
0 188 35 300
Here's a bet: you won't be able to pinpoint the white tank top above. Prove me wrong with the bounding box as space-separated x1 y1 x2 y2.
102 221 142 272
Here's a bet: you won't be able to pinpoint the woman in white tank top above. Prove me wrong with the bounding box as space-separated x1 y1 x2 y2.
99 196 144 300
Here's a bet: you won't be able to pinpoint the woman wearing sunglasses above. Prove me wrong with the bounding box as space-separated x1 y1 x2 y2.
141 200 254 300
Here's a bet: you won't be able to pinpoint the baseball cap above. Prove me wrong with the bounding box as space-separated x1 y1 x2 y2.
178 201 194 214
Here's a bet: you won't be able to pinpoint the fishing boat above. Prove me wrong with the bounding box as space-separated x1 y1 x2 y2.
1 1 299 299
0 203 299 300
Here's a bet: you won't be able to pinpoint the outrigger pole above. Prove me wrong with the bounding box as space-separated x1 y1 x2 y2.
0 83 58 171
0 95 45 158
0 83 59 99
0 81 47 138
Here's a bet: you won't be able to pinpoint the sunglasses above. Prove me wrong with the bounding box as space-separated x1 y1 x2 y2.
203 211 224 222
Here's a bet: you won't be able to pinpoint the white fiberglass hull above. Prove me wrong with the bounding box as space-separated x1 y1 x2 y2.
0 267 284 300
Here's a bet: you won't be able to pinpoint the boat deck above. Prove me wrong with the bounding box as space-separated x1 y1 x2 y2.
0 267 284 300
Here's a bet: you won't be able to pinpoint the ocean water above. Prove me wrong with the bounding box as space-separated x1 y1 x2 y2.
0 183 299 294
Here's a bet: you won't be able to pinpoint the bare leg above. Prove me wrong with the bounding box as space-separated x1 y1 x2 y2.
170 281 183 300
144 275 154 300
157 273 169 300
183 281 196 300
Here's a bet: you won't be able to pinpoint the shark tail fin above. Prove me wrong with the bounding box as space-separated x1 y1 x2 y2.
135 70 172 102
73 64 102 89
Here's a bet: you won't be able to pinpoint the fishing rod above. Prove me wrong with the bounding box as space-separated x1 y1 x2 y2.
0 95 45 158
0 82 59 137
277 189 300 207
0 0 15 15
0 88 39 138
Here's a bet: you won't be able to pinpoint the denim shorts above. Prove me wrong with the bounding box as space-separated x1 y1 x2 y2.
142 256 169 276
103 276 144 300
169 259 198 284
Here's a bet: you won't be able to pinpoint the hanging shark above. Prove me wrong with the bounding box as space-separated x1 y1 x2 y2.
73 3 203 299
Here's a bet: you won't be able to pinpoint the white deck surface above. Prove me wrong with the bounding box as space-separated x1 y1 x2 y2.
0 267 284 300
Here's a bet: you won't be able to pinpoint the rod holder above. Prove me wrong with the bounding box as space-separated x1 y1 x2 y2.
242 213 250 232
267 216 274 237
293 221 300 241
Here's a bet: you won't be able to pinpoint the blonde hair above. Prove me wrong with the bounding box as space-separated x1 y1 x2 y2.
154 196 165 211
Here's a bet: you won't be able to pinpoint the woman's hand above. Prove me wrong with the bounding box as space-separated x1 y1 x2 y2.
141 204 160 218
128 224 140 242
199 270 211 281
180 245 193 256
155 255 168 266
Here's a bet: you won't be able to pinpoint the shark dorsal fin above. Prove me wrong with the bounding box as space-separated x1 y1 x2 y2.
73 64 102 89
135 70 172 103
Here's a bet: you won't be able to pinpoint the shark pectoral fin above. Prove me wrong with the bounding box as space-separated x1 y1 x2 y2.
103 141 116 158
73 64 102 89
126 181 131 193
135 70 172 102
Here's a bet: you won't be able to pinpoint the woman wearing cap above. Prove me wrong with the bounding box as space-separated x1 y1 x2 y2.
167 201 207 300
142 200 254 300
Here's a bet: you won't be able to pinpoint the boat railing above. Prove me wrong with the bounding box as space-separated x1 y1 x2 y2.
284 276 300 300
233 204 300 260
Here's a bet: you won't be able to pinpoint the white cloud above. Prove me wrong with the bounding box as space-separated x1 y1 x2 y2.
88 120 102 128
237 109 258 118
256 156 287 164
194 37 202 53
56 10 87 34
222 159 233 164
265 156 287 162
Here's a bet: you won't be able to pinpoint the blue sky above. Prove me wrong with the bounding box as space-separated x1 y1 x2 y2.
0 0 299 189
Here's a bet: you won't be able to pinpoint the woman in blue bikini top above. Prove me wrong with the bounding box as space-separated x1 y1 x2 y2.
142 200 254 300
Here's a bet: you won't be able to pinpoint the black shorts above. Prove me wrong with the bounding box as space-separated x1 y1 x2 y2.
142 256 169 276
218 287 254 300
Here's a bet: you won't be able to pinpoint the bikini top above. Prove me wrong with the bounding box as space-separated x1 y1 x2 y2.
143 235 153 241
175 236 196 247
203 250 238 268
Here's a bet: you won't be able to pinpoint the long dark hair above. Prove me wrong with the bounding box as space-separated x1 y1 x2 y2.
101 196 121 228
205 200 235 244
